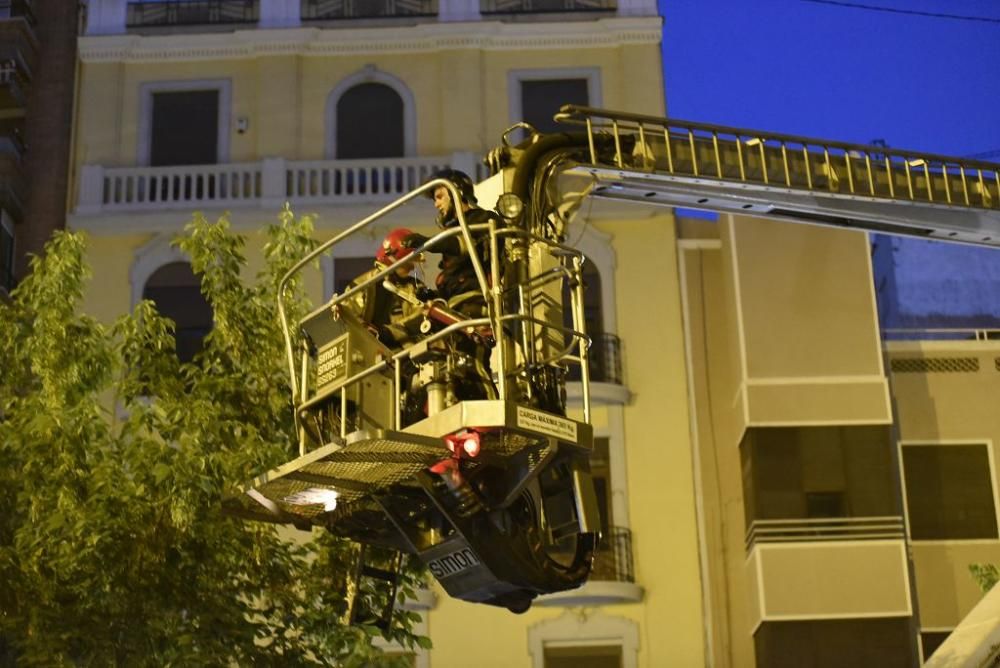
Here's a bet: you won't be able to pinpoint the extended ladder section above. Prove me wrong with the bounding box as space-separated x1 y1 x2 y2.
554 105 1000 247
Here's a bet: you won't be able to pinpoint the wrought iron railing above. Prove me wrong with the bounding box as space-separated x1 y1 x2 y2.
0 135 23 162
568 332 622 384
126 1 259 27
302 0 436 20
745 516 905 552
883 328 1000 342
481 0 613 13
0 0 35 25
590 526 634 582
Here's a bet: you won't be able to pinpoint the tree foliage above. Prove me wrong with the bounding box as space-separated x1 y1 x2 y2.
970 563 1000 594
0 211 425 666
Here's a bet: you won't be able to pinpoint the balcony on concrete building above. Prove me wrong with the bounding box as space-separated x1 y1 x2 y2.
745 517 911 630
302 0 437 20
883 327 1000 343
567 332 630 405
87 0 654 35
568 332 622 384
0 128 26 219
537 526 642 606
0 0 35 23
0 0 38 111
125 0 259 28
74 153 491 215
480 0 614 15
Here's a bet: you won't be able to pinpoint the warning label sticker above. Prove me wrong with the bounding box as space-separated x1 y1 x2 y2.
516 406 578 441
316 338 347 388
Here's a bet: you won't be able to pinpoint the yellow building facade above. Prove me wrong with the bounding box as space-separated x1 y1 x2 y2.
68 2 1000 667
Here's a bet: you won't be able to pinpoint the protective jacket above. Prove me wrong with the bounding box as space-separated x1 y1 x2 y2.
343 267 431 348
421 207 503 302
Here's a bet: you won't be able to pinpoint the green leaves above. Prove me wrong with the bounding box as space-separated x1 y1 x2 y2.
0 211 425 665
970 563 1000 593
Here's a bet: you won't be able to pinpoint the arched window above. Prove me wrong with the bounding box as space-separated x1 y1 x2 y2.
143 262 213 363
335 83 405 159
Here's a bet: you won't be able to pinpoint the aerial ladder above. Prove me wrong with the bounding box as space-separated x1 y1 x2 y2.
539 105 1000 244
225 105 1000 622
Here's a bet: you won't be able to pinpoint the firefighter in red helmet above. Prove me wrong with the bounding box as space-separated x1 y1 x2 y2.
342 226 434 349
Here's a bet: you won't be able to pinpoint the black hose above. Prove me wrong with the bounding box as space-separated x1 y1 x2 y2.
510 132 592 204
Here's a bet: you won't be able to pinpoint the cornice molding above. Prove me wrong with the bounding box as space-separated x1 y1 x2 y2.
79 18 662 62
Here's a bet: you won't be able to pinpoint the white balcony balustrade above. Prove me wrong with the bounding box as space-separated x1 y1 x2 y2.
75 155 470 214
286 156 450 204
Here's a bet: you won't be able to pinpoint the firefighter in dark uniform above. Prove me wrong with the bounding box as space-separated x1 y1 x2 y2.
401 169 502 398
402 169 500 308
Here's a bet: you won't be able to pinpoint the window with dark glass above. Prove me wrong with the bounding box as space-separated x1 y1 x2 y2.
150 90 219 166
333 256 376 296
564 258 616 382
741 426 898 524
544 644 622 668
143 262 213 363
902 444 998 540
590 437 612 537
335 83 404 160
920 631 951 662
520 78 589 133
755 618 915 668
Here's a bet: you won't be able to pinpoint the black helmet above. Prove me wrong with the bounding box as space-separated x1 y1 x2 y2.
426 168 477 206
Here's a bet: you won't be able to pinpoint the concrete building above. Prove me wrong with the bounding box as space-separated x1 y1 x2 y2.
68 1 1000 666
679 209 1000 665
0 0 79 297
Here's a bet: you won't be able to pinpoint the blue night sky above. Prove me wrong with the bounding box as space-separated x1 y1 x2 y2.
659 0 1000 159
659 0 1000 326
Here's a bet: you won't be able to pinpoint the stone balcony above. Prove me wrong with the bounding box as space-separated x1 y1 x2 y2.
745 517 911 631
0 3 39 112
74 153 488 215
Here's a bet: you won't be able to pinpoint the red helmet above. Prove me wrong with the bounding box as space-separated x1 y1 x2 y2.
376 227 416 266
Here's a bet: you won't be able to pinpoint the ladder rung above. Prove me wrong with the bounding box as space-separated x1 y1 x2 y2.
557 105 1000 215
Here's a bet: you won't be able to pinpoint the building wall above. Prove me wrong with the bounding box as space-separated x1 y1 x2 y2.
68 8 694 668
69 7 1000 668
887 341 1000 637
609 213 705 665
71 21 665 325
71 29 664 175
679 215 920 666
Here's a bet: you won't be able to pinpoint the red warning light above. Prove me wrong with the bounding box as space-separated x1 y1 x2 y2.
443 430 481 458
